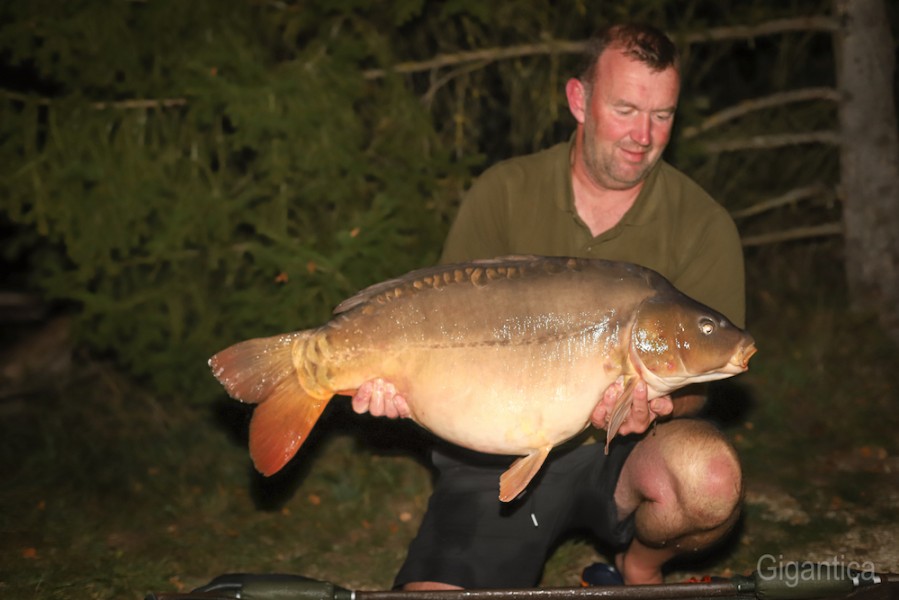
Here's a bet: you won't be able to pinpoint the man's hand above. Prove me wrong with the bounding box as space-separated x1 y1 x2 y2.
590 380 673 436
351 378 411 419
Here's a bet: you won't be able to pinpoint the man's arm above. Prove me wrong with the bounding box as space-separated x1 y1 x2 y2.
439 166 511 264
669 384 708 418
672 208 746 328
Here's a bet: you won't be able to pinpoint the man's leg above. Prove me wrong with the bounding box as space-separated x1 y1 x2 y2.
393 448 553 590
396 442 619 590
613 419 743 584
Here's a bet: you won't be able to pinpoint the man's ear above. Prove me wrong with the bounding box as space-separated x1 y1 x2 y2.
565 77 587 124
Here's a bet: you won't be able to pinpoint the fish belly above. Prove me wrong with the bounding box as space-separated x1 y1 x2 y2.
324 332 621 456
406 349 613 455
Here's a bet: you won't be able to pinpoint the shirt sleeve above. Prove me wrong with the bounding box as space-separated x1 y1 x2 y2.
671 209 746 328
439 167 511 264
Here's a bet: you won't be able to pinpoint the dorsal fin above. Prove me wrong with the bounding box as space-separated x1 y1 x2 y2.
332 255 543 315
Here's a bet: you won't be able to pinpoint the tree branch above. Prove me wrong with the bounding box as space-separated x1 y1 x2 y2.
2 89 187 110
741 222 842 247
682 15 838 43
703 131 840 153
92 98 188 110
422 59 492 107
363 40 586 80
682 88 841 139
731 183 832 219
362 16 838 80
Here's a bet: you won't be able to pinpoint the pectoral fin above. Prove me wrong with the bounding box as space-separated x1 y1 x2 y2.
604 376 638 455
499 445 552 502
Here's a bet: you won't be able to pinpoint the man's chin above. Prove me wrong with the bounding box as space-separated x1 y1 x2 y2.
607 170 650 189
611 159 656 186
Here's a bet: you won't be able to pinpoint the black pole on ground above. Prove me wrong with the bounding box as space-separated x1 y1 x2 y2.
145 567 899 600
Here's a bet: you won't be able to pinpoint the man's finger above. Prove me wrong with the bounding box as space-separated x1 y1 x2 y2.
649 395 674 416
396 396 412 418
382 382 399 418
351 381 373 414
619 382 652 435
370 383 385 416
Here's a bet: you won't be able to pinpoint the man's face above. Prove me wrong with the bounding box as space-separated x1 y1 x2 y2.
578 47 680 191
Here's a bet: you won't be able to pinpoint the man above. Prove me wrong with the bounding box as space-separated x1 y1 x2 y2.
353 23 746 590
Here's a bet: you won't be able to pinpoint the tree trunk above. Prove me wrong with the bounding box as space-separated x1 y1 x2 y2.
833 0 899 344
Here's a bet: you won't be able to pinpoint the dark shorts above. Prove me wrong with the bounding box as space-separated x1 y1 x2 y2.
393 438 638 589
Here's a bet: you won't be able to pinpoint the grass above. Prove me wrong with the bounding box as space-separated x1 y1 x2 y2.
2 246 899 598
1 383 434 597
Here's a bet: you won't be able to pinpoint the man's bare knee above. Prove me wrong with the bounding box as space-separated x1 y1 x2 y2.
667 420 742 528
624 420 742 548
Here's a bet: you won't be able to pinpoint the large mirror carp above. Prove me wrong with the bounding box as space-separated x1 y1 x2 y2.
210 256 756 501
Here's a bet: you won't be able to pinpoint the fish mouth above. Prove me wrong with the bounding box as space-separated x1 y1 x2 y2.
729 341 757 371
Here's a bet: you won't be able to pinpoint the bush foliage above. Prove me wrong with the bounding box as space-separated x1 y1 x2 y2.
0 0 846 397
0 1 482 396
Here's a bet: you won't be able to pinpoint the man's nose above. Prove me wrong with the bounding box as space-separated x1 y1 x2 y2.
631 113 651 146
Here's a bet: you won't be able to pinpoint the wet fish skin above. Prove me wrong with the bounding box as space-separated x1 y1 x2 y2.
209 256 756 502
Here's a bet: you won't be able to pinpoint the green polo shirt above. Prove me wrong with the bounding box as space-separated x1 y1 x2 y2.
440 138 746 327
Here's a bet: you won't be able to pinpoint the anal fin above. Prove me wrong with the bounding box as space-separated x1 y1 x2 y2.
499 445 552 502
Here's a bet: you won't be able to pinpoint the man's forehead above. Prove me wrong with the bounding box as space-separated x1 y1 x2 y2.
596 45 679 79
594 48 680 104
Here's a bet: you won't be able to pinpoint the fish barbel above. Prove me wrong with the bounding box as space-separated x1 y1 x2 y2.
209 256 756 501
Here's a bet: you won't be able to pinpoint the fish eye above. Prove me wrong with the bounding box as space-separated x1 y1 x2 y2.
699 318 716 335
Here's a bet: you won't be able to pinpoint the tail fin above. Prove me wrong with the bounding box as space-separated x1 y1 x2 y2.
209 333 333 476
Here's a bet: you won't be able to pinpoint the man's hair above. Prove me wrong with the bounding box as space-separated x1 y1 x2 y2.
578 23 679 90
